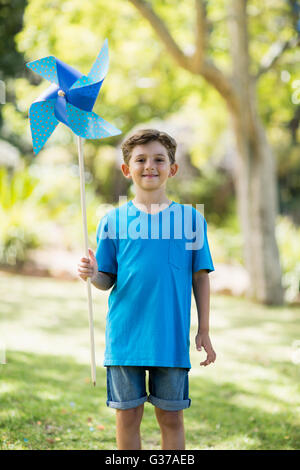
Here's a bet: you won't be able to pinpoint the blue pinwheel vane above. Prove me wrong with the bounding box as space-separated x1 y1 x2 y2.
26 40 122 386
27 39 121 153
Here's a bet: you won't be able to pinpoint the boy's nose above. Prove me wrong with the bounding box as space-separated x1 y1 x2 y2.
144 160 155 169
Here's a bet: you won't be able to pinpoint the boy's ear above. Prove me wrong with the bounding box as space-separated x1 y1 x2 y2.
169 163 179 177
121 164 131 178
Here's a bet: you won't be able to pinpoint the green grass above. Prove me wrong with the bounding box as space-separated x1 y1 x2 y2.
0 272 300 450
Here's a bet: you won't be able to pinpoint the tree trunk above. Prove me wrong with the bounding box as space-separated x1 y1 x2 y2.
228 0 284 304
230 102 284 304
128 0 286 304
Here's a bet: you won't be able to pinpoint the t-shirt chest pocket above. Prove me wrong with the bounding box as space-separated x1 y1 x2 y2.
168 238 189 270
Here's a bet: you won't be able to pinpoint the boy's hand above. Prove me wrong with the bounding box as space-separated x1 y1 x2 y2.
195 331 216 366
77 248 98 282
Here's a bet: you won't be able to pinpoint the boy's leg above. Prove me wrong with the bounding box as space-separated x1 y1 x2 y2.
155 408 185 450
116 403 144 450
106 366 148 449
148 367 190 450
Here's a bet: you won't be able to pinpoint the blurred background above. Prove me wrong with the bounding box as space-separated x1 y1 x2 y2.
0 0 300 451
0 0 299 305
0 0 299 306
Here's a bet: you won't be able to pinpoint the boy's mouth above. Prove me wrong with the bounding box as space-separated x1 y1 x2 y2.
142 175 158 178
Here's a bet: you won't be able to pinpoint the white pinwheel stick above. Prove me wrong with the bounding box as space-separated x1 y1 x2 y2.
26 41 122 386
77 136 96 386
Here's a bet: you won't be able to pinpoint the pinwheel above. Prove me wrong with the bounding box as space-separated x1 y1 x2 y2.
26 39 122 386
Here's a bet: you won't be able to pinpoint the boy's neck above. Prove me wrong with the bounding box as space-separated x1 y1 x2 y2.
132 194 172 208
132 192 172 213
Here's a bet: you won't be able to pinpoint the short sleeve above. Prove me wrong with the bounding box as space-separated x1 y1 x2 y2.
191 211 215 274
95 214 118 275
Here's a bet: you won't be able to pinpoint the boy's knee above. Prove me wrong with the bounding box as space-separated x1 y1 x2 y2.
155 408 183 429
116 404 144 427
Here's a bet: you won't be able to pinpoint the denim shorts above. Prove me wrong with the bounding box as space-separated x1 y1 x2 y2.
106 366 191 411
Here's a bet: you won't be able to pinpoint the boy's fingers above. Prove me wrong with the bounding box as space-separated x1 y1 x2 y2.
200 351 216 366
207 351 216 363
200 358 211 366
78 263 90 270
204 344 215 356
200 359 209 366
79 267 92 273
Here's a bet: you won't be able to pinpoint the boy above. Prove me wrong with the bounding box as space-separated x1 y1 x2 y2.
77 129 216 450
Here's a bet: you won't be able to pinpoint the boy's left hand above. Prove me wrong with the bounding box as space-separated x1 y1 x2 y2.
195 331 216 366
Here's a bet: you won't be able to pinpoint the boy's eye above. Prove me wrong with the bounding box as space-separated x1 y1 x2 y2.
137 159 164 162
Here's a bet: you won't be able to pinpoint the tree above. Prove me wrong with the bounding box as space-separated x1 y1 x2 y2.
0 0 28 135
128 0 299 305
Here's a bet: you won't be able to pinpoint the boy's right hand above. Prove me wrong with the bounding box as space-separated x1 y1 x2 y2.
77 248 98 282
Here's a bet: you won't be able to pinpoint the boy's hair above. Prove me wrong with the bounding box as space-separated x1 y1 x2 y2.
121 129 177 166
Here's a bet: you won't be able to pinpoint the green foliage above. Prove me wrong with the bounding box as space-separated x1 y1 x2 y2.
0 0 27 79
209 222 244 267
0 167 41 265
8 0 297 208
0 161 110 266
0 0 299 299
15 0 203 144
0 0 297 210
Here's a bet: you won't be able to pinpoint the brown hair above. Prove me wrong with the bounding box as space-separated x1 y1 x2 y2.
121 129 177 166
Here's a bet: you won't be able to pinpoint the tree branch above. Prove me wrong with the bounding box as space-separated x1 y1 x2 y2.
128 0 239 113
256 36 300 78
201 60 239 112
194 0 207 69
128 0 192 70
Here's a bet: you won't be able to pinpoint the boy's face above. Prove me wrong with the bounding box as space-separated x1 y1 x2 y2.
121 140 178 190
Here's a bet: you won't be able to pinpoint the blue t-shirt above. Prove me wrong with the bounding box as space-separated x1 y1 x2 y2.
95 200 214 369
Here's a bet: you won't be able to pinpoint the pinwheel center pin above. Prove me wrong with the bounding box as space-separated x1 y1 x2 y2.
58 90 65 97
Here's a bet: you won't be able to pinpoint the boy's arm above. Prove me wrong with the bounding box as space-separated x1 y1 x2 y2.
192 269 216 366
78 249 116 291
91 271 116 291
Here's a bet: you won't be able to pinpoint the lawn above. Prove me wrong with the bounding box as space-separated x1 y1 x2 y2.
0 272 299 450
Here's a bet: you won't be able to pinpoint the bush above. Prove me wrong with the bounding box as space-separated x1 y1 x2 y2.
0 167 42 266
